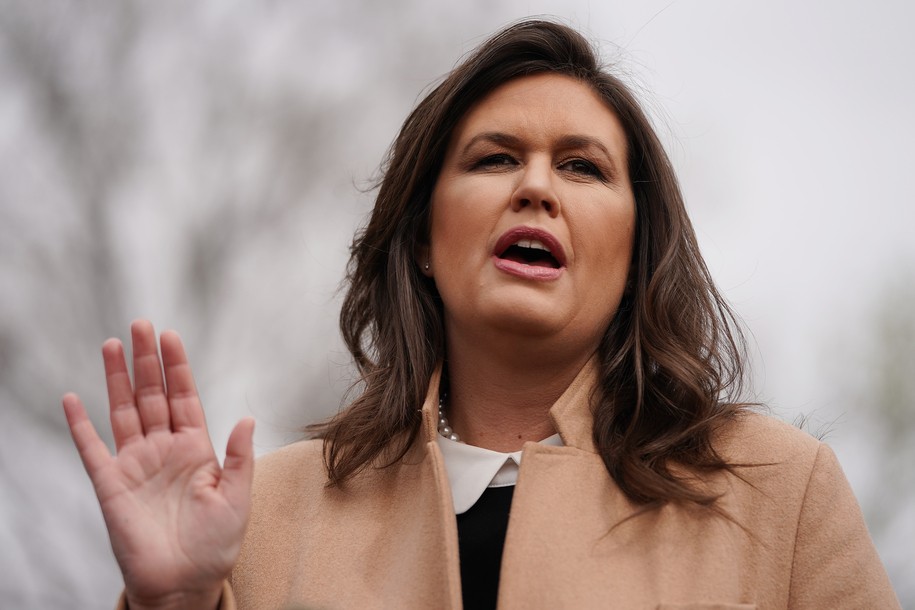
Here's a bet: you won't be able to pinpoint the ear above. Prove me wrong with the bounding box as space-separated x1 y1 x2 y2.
415 241 433 277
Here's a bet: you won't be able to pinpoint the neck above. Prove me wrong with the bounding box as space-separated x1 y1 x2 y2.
442 325 596 452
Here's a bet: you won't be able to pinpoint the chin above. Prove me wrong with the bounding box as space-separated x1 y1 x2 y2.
490 312 563 338
474 296 571 339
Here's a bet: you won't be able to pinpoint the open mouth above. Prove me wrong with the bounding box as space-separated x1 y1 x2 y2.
492 227 567 281
497 238 562 269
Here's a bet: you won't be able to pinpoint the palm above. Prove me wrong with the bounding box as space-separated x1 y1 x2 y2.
63 321 254 606
96 427 241 593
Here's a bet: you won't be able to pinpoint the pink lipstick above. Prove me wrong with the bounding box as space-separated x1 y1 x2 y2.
492 226 566 281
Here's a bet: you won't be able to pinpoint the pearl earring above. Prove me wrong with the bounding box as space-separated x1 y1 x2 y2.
424 262 430 271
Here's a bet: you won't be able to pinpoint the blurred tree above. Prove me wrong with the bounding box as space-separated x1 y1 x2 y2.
854 273 915 604
816 269 915 606
0 1 493 606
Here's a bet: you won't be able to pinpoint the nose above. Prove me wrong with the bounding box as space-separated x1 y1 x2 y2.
510 160 561 218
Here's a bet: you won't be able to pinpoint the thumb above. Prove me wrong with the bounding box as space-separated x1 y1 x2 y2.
219 417 255 508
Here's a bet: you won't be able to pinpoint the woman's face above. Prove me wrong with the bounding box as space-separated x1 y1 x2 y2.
424 73 636 356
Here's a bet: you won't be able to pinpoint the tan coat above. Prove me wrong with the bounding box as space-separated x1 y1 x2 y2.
212 361 897 609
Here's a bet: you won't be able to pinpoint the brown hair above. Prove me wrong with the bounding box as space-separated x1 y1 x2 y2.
310 19 749 507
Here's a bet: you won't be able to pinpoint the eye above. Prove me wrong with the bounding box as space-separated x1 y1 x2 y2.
558 158 606 181
473 153 517 169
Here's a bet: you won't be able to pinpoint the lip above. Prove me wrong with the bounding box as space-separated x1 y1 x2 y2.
491 226 567 282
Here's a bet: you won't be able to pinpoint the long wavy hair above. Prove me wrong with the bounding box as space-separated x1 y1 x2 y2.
309 19 749 507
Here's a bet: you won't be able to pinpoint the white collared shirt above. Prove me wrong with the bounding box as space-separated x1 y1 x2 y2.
436 433 564 514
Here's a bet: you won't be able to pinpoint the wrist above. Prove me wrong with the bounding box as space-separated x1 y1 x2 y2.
124 584 223 610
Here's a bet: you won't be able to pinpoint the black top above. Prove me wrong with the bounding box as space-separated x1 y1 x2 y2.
455 485 515 610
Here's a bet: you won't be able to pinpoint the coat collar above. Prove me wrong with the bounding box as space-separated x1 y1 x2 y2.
420 364 444 444
547 355 599 453
419 355 599 453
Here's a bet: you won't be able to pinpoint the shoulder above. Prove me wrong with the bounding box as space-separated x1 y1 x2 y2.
709 411 838 512
714 416 899 605
255 438 325 477
250 439 328 510
715 409 822 468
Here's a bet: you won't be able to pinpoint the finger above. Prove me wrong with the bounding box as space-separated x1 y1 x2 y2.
160 329 206 430
218 418 255 510
63 393 113 482
131 319 171 434
103 338 144 451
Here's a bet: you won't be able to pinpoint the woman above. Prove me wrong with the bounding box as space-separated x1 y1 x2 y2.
64 19 898 609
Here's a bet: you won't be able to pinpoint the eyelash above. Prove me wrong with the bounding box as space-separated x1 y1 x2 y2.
472 154 607 182
559 159 606 180
474 153 516 168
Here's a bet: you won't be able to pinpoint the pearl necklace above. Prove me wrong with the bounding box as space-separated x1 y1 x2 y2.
437 395 462 443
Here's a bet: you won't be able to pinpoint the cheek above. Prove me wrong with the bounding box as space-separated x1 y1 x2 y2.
579 192 634 245
577 205 636 296
429 180 503 264
430 211 478 263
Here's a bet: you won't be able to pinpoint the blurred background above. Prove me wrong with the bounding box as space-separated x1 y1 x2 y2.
1 0 912 607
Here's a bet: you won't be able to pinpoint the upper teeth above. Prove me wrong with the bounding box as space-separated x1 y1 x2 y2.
515 238 550 252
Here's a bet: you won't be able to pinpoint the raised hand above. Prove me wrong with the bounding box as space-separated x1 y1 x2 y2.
63 320 254 610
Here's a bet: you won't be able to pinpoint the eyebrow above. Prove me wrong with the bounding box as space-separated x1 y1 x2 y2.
459 131 621 174
460 131 523 153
